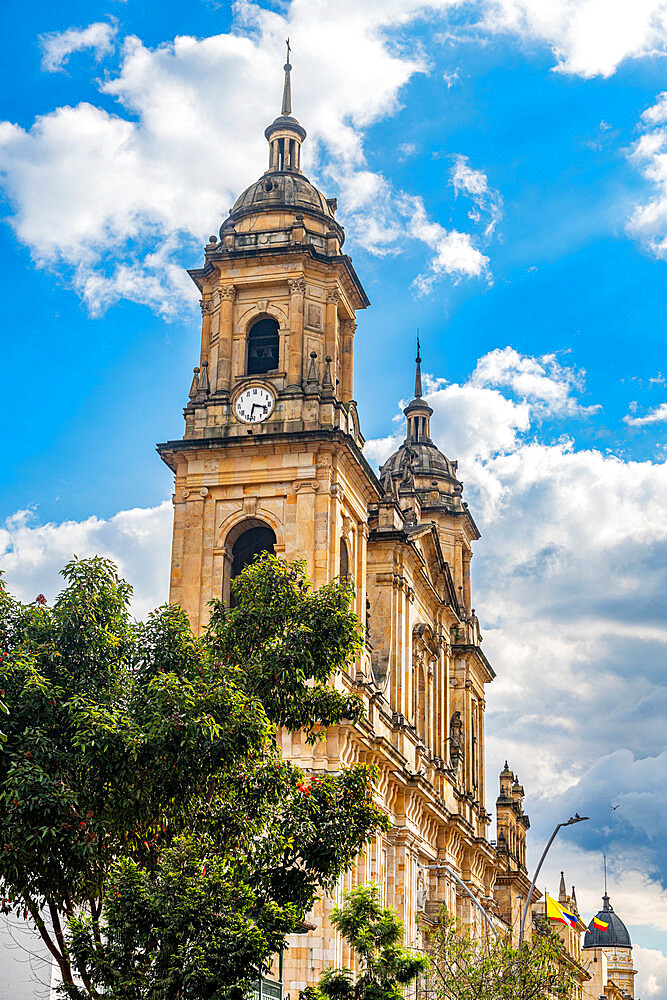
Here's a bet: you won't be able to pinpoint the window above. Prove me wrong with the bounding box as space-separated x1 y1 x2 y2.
339 537 350 580
247 318 279 375
230 525 276 606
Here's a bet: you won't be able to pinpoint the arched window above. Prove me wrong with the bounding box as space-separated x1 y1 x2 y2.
339 537 350 581
247 318 279 375
231 524 276 583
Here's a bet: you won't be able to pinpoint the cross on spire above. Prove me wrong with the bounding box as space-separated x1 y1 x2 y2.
282 38 292 116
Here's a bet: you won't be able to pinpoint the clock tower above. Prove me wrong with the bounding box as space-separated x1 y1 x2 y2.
159 48 501 995
157 51 377 634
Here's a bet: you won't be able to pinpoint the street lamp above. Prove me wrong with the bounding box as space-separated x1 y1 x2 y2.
425 863 500 939
518 814 589 945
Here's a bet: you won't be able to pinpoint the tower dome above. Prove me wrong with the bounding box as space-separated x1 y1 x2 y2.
379 340 463 504
583 893 632 949
220 42 344 245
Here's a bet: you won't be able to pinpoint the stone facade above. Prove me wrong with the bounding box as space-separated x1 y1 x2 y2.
157 58 532 992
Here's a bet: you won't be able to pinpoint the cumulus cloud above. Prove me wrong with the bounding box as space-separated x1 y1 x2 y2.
624 401 667 426
39 20 118 73
628 92 667 261
482 0 667 78
0 3 497 316
635 945 667 999
0 503 172 619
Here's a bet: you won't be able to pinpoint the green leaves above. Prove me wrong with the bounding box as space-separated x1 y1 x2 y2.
0 554 385 999
306 885 428 1000
427 914 578 1000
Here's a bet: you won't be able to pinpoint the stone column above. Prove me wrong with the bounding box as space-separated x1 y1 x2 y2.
340 318 356 403
287 275 306 390
325 288 339 371
217 284 236 395
199 296 215 367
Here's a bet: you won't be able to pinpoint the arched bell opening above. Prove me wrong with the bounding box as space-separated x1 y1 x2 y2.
247 317 279 376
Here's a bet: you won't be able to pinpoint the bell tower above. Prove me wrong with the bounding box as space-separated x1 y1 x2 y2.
158 48 378 631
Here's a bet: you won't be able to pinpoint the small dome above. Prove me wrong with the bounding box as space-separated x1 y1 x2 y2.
583 897 632 949
380 439 460 487
224 170 341 234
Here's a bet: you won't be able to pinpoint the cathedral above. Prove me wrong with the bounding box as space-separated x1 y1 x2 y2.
156 52 552 991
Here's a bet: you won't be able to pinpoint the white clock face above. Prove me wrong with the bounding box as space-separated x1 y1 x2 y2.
234 385 276 423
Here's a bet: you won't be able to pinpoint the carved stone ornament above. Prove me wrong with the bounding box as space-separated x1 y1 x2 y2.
325 288 340 304
243 496 259 515
340 318 357 336
288 276 306 295
182 487 209 501
257 298 269 313
200 298 217 316
292 479 319 493
218 284 237 301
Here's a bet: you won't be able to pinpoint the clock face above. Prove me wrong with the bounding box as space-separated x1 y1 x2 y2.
234 385 276 424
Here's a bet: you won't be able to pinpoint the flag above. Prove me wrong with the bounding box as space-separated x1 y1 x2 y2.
594 916 609 931
546 893 568 925
561 907 577 929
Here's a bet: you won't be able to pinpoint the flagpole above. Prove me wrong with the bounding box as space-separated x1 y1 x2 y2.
518 815 588 946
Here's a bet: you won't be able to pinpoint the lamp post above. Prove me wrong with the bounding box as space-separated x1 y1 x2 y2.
425 863 500 939
518 814 589 946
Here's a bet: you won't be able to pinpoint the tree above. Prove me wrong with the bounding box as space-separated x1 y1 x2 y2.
301 884 428 1000
425 913 577 1000
0 554 388 999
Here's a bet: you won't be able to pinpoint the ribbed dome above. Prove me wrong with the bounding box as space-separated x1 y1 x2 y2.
225 170 341 232
380 439 460 487
583 897 632 949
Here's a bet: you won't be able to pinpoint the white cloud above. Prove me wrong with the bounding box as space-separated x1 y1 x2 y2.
482 0 667 78
0 503 172 620
39 21 118 73
624 401 667 426
450 154 503 235
628 92 667 260
636 945 667 999
6 0 667 314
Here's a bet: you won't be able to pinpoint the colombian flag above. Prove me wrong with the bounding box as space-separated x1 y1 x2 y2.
546 893 577 928
594 917 609 931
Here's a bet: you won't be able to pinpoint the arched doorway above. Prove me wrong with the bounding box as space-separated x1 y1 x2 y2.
247 318 279 375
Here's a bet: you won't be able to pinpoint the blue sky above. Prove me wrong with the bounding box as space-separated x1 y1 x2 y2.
1 0 667 994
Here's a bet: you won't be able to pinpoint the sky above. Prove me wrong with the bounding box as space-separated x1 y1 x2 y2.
0 0 666 995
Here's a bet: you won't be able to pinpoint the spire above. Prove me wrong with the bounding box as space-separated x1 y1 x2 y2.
559 871 567 904
415 335 422 397
281 38 292 116
404 336 433 443
571 885 579 914
265 41 306 172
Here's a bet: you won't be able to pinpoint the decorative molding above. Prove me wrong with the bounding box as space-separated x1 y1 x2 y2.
288 276 306 295
292 479 319 493
182 487 209 500
218 284 237 301
325 288 340 304
257 298 269 313
243 496 259 516
340 318 357 337
200 298 217 316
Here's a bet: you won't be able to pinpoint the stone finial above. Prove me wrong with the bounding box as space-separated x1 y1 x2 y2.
306 351 319 393
189 367 200 401
321 355 334 397
197 361 210 398
559 871 567 904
